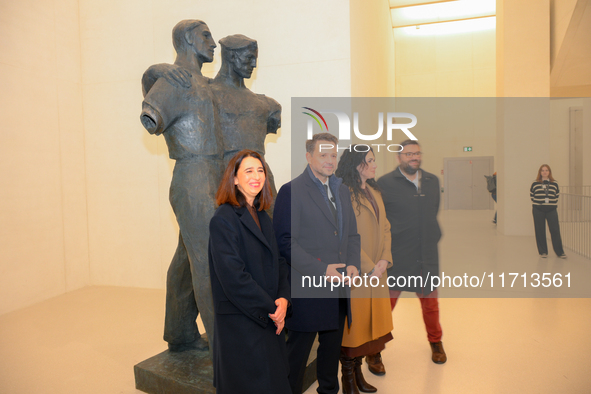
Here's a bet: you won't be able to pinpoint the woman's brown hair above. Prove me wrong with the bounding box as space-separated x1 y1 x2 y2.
215 150 273 210
536 164 556 183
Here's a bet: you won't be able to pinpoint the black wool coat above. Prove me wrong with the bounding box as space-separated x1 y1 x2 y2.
208 203 291 394
377 167 442 294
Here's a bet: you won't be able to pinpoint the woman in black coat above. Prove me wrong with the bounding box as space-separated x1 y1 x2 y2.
208 149 291 394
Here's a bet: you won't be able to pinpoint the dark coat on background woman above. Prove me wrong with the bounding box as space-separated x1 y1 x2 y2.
208 203 291 394
377 167 442 294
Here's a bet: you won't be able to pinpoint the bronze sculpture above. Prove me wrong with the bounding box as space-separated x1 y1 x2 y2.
140 23 281 356
140 19 221 353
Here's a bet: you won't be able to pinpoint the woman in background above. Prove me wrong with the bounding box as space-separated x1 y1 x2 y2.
336 146 393 394
208 150 291 394
530 164 567 258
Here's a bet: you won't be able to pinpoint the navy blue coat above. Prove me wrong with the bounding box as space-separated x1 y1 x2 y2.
273 168 361 332
208 203 291 394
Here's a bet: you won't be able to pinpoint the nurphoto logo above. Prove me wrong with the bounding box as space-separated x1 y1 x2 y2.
302 107 418 152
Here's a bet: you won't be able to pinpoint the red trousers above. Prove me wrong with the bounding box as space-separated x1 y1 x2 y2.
389 289 442 343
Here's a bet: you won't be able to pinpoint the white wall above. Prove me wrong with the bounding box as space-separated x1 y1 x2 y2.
350 0 396 98
584 99 591 186
550 0 579 67
394 25 496 97
496 0 552 236
0 0 89 315
349 0 397 176
389 20 497 186
549 98 584 184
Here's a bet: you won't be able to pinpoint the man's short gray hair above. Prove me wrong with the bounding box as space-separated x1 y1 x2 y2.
306 133 339 154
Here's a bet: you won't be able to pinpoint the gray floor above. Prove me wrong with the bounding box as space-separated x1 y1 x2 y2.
1 210 590 394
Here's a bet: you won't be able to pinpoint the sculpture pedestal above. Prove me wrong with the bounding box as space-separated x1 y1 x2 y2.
134 338 318 394
134 347 214 394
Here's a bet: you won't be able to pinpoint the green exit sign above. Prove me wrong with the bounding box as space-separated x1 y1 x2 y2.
463 147 472 152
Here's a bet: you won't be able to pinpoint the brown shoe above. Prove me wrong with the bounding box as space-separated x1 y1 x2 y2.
365 352 385 376
430 341 447 364
340 355 360 394
354 357 377 392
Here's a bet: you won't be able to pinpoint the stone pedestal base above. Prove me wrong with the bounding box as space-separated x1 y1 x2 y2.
134 347 214 394
135 338 318 394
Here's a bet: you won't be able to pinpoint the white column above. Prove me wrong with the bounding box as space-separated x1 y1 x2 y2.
496 0 551 235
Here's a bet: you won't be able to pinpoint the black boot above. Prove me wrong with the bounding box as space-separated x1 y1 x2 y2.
354 357 377 393
340 354 360 394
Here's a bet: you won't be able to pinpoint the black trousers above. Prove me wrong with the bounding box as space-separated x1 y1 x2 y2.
532 206 565 256
286 298 347 394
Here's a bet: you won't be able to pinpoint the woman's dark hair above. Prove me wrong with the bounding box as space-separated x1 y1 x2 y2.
215 150 273 210
536 164 556 183
335 145 380 213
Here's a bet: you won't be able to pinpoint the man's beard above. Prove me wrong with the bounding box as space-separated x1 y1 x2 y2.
400 160 420 175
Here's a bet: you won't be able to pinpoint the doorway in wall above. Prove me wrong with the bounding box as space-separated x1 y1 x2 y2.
444 156 494 210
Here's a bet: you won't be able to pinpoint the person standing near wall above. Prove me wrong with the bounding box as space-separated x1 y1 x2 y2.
377 139 447 365
530 164 567 259
485 172 497 224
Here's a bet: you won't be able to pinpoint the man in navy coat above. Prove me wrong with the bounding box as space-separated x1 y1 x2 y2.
273 133 361 394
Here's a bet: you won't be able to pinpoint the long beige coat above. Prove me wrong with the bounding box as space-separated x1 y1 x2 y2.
342 186 394 348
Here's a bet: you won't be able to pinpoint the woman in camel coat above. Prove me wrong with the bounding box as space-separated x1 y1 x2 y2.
336 146 393 394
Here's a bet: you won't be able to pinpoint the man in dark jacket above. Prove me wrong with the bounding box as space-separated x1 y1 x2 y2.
274 133 361 394
377 139 447 364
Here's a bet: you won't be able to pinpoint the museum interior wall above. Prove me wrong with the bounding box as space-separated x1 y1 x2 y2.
394 24 496 97
385 5 498 194
350 0 396 98
1 0 590 314
0 0 89 315
585 99 591 186
496 0 550 236
551 0 579 67
349 0 398 174
550 0 591 97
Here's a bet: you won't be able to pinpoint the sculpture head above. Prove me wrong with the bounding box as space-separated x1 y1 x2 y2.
172 20 216 63
219 35 258 79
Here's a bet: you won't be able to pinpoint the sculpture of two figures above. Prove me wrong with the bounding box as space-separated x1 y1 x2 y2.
140 20 281 354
